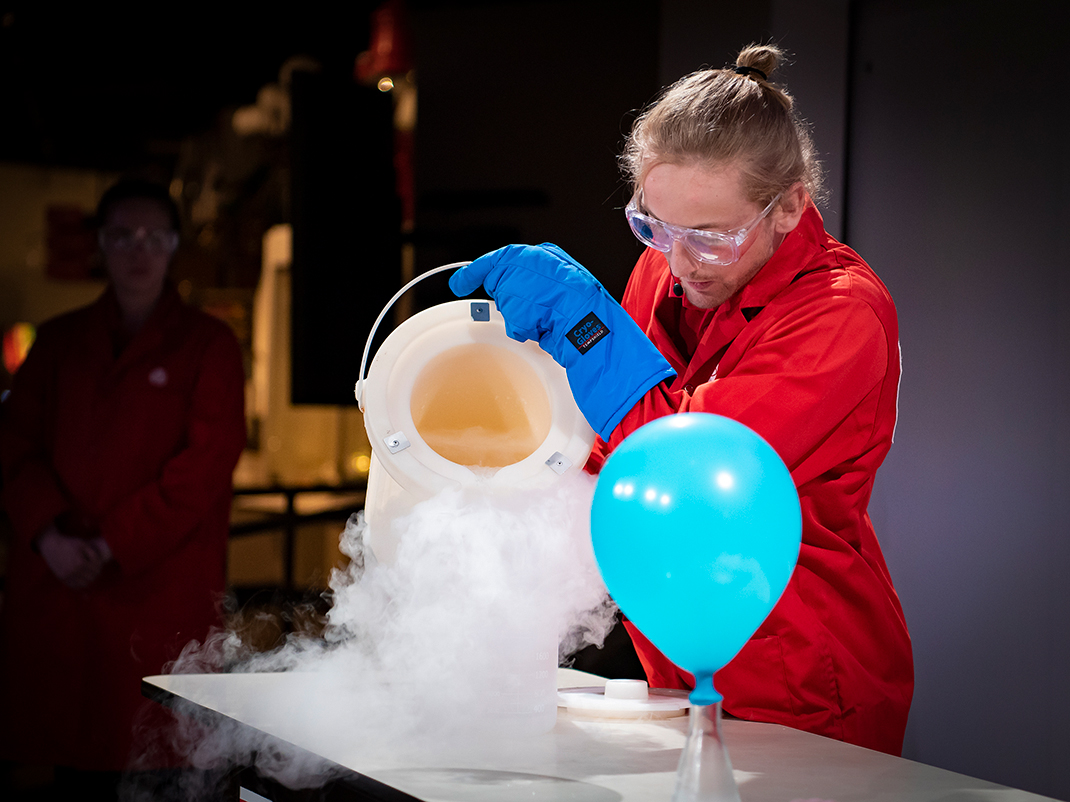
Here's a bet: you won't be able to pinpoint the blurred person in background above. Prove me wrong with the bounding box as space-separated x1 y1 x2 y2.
0 179 246 799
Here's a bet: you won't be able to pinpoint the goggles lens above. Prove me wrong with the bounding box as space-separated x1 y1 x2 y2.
625 192 781 265
99 227 179 255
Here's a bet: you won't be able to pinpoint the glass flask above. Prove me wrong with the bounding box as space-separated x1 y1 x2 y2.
672 701 741 802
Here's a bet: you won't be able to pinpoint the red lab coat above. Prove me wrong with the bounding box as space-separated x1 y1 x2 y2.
0 284 246 770
587 205 914 754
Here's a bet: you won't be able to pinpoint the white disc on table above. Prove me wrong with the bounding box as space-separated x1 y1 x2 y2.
558 679 690 720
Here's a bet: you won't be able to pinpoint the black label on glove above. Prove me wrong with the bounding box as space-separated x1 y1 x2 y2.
569 312 609 355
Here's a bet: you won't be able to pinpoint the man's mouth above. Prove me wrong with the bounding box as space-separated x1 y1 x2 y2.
684 278 714 291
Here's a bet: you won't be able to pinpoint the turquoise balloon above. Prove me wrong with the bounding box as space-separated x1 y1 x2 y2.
590 413 801 705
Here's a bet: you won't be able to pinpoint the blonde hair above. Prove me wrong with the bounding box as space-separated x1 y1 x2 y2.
621 43 824 206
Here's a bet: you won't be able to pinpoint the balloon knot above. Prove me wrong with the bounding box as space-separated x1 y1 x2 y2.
688 672 723 706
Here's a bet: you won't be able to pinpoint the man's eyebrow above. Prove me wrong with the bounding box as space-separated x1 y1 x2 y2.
636 191 736 232
643 209 731 234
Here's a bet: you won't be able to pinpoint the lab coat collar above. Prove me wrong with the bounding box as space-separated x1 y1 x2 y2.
94 281 184 368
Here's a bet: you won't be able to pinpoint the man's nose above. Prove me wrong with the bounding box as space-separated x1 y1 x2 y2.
667 241 697 277
124 228 152 251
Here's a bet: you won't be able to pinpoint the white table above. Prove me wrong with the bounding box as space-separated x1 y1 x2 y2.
143 669 1057 802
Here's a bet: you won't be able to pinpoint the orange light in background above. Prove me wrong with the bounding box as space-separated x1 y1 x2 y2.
3 322 36 375
350 452 372 475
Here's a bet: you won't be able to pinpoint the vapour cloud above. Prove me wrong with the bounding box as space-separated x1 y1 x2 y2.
133 471 615 795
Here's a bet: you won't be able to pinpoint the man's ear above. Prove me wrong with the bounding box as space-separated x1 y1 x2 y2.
772 182 808 235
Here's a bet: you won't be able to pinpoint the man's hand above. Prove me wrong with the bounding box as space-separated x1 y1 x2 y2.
36 524 109 589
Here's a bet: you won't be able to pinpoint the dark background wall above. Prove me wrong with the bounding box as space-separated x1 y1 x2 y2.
847 1 1070 795
409 0 659 302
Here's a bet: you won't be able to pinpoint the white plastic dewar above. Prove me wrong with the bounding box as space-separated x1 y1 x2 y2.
361 299 595 563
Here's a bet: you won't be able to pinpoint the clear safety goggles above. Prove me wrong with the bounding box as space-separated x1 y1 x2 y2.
625 191 781 265
98 226 179 255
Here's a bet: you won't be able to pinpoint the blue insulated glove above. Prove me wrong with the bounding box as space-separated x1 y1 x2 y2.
449 243 676 440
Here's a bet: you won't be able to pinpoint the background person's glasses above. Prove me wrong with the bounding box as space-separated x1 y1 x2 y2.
625 192 781 265
99 227 179 255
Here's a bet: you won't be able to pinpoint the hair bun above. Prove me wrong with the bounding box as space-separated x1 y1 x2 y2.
734 43 782 82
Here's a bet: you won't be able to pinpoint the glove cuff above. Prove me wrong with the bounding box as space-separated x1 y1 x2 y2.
562 298 676 441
